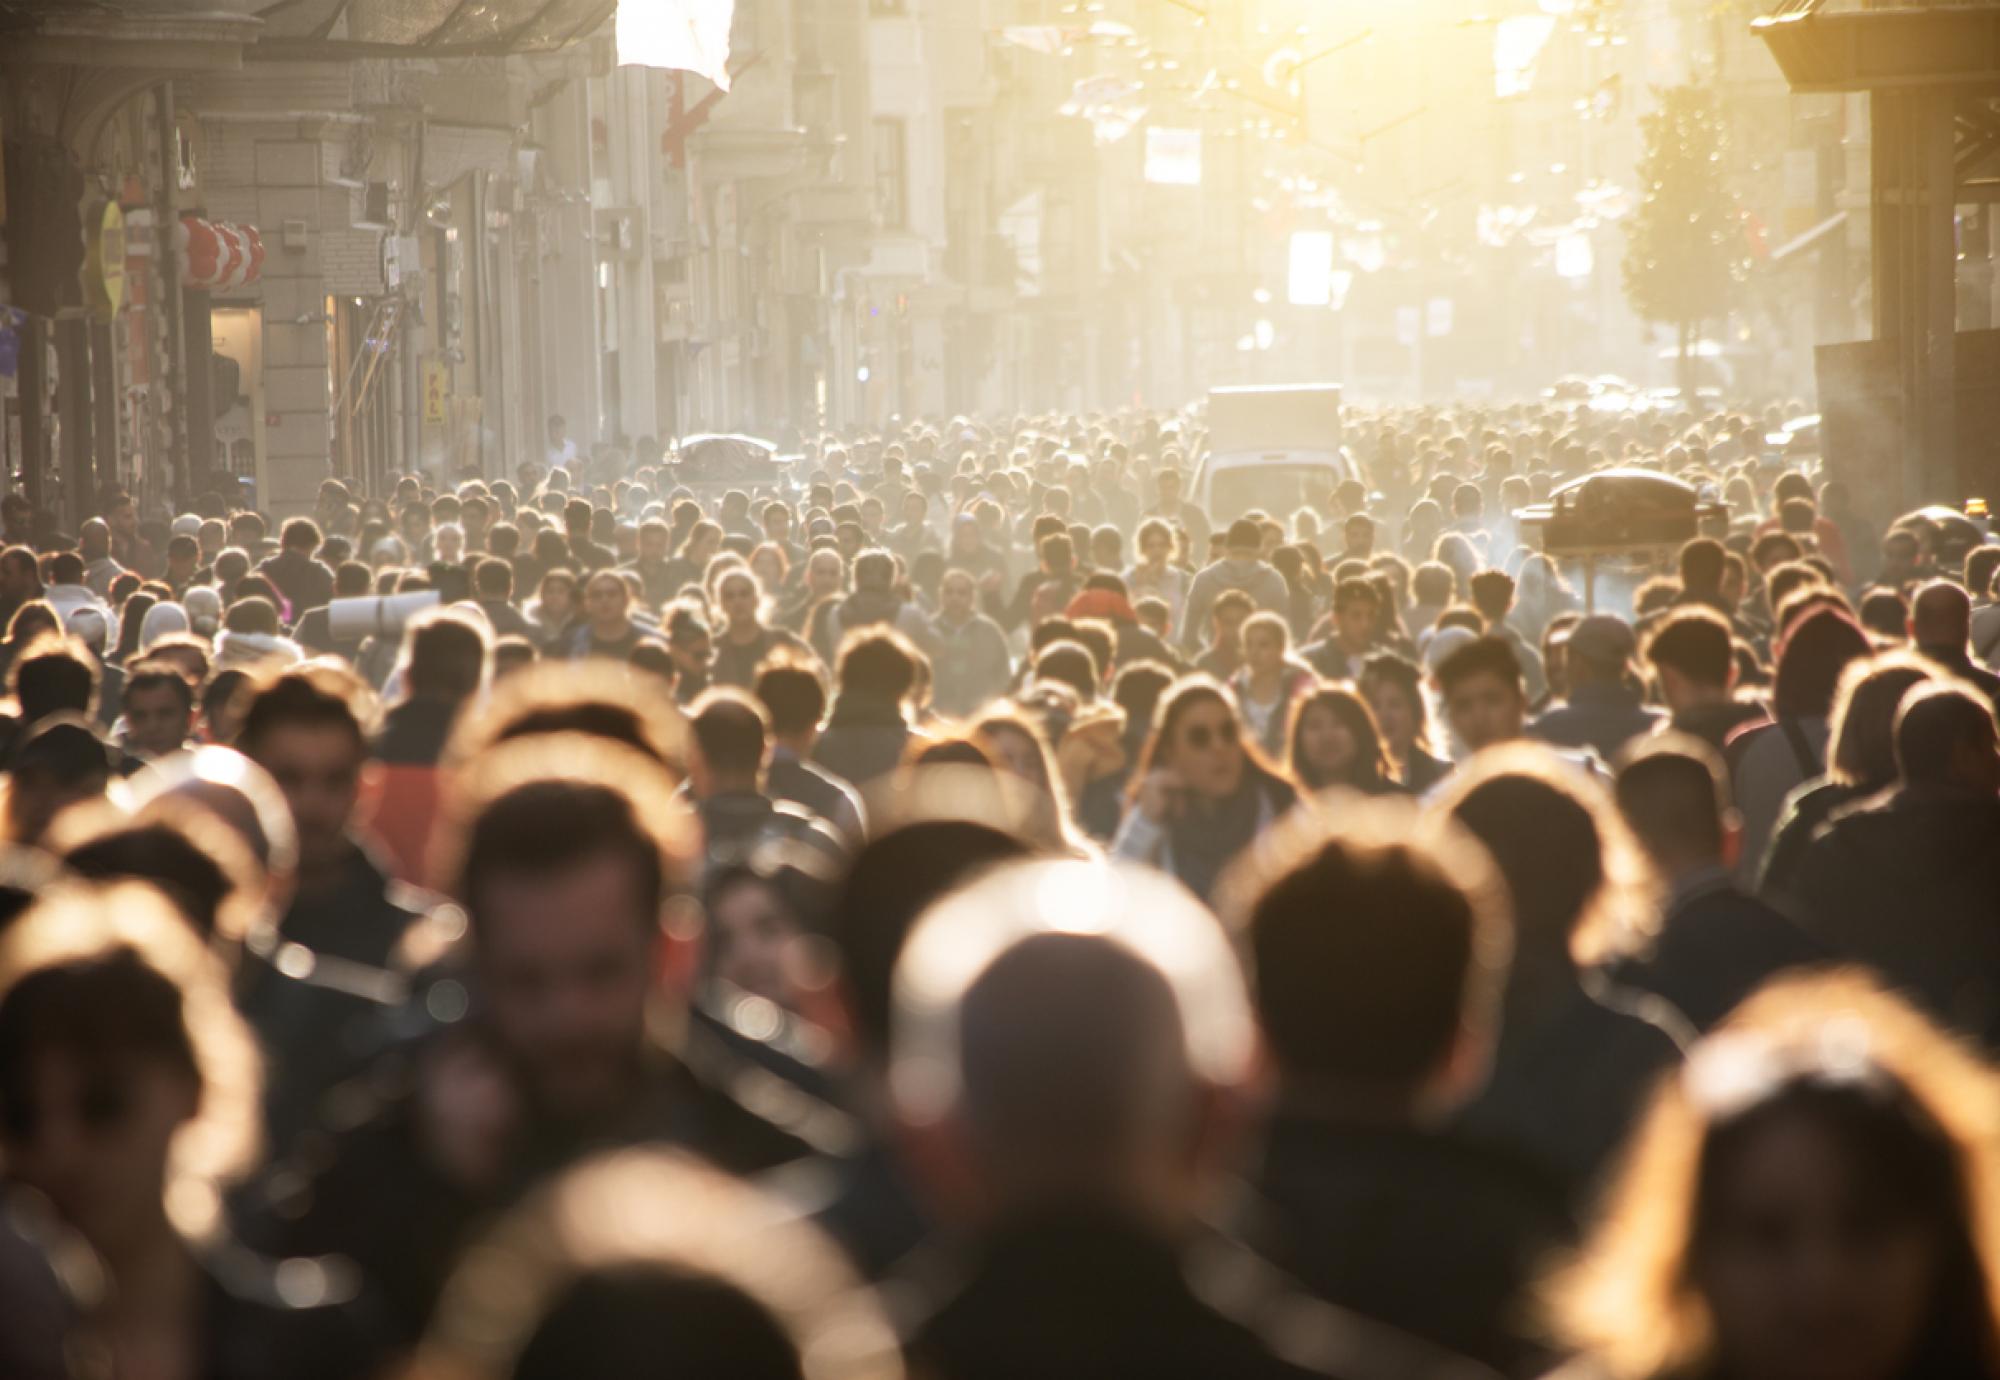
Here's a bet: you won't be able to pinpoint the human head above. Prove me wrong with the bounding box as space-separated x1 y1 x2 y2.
5 716 113 846
1551 974 2000 1380
438 736 694 1122
1136 678 1252 802
419 1149 903 1380
1566 614 1639 690
1220 801 1510 1113
836 629 917 708
688 689 770 797
0 882 262 1252
403 608 492 703
280 517 321 556
1359 652 1432 759
1208 588 1255 651
1645 610 1735 713
1774 609 1872 721
10 634 99 724
234 665 374 874
892 859 1255 1220
1286 684 1392 791
1909 580 1972 653
121 660 196 760
1615 735 1736 877
1895 683 2000 794
1438 744 1654 964
1435 636 1528 754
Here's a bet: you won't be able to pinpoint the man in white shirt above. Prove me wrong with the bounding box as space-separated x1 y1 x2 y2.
544 413 578 471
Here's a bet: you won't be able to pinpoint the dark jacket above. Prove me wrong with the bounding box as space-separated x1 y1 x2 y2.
258 549 336 617
906 1205 1486 1380
767 747 866 842
1244 1107 1575 1378
812 691 914 789
1453 966 1687 1208
1610 867 1830 1032
249 1047 808 1344
1527 685 1664 761
1798 785 2000 1050
1668 699 1768 757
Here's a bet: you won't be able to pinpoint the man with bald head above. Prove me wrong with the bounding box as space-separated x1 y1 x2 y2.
891 858 1489 1380
1909 579 2000 714
78 516 126 600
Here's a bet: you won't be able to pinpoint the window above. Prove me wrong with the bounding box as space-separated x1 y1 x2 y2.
872 118 908 231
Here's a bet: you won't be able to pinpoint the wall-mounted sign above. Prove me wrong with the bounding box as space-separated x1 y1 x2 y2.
89 202 128 317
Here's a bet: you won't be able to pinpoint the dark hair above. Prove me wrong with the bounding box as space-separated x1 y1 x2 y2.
11 635 98 723
1235 822 1498 1089
223 597 279 637
235 665 370 760
1773 608 1871 720
690 689 769 779
753 661 826 739
457 777 669 933
829 820 1033 1062
1645 610 1734 690
474 556 514 599
836 629 917 702
124 660 196 717
280 517 322 552
1616 736 1728 862
1287 684 1394 791
1035 640 1098 704
513 1268 806 1380
1467 569 1516 622
1359 652 1433 752
59 820 243 939
1678 537 1726 594
1449 768 1608 950
1435 635 1524 699
1896 684 1998 786
406 612 490 701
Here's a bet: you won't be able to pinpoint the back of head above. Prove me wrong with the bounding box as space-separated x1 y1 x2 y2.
1895 683 1999 789
754 660 827 740
1774 608 1871 721
1220 801 1510 1103
1827 653 1936 788
1440 749 1618 956
11 634 98 723
223 596 280 638
1468 569 1516 623
829 820 1033 1065
405 609 492 702
837 629 916 703
892 860 1253 1205
421 1150 901 1380
1677 537 1725 595
1226 517 1263 552
1615 735 1730 869
690 689 770 782
1911 580 1972 648
1644 610 1733 691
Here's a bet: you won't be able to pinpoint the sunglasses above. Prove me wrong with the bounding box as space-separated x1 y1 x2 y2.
1180 719 1240 752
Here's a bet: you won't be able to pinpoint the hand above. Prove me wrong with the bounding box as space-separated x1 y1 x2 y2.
415 1031 520 1194
1136 769 1184 825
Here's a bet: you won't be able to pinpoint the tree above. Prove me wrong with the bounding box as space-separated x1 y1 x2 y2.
1622 83 1749 399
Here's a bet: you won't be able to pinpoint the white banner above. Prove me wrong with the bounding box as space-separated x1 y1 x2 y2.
617 0 737 91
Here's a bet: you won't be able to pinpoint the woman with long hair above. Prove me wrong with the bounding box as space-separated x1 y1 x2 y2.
972 709 1094 857
1112 677 1298 902
709 568 808 689
1287 683 1404 795
1548 972 2000 1380
1360 652 1453 794
528 569 580 655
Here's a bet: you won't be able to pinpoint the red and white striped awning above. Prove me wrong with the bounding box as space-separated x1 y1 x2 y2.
176 214 264 291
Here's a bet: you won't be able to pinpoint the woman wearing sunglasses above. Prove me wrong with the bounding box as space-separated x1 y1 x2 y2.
1112 677 1298 903
0 882 376 1380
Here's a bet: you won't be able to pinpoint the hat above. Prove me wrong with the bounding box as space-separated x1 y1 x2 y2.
171 514 203 537
1566 614 1637 667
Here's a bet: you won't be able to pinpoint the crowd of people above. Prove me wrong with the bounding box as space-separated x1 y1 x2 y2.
0 396 1999 1379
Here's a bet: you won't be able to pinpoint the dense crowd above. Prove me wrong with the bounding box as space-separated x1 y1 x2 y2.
1 397 1999 1380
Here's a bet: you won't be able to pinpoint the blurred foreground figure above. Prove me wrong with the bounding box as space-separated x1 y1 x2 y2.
1548 973 2000 1380
1222 797 1570 1377
252 733 806 1344
411 1149 902 1380
0 883 376 1379
889 857 1491 1380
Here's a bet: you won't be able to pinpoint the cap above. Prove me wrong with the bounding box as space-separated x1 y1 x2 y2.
1566 613 1638 667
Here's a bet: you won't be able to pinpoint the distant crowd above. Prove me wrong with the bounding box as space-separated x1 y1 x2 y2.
0 397 1998 1380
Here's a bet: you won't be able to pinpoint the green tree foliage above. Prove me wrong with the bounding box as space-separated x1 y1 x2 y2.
1623 83 1748 392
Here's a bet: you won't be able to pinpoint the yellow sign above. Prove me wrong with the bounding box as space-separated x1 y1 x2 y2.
423 359 448 423
88 202 127 317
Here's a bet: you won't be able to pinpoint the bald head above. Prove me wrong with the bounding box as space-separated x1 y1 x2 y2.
892 860 1253 1217
1911 580 1971 649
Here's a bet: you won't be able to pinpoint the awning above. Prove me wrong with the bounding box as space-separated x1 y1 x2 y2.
250 0 615 58
1770 211 1847 265
178 216 266 291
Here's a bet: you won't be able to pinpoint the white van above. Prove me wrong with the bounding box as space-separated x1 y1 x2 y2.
1193 384 1354 524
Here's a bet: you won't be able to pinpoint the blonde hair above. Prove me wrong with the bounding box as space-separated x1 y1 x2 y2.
1548 971 2000 1377
0 882 264 1238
